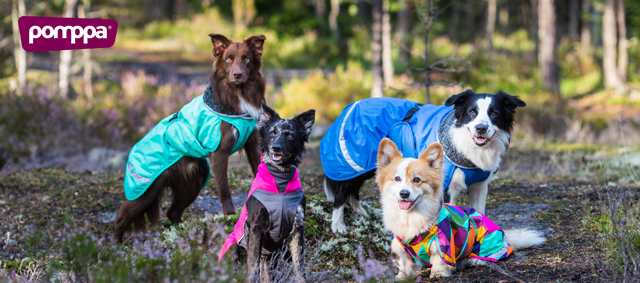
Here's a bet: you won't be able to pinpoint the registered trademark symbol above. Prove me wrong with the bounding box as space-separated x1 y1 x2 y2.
108 26 112 29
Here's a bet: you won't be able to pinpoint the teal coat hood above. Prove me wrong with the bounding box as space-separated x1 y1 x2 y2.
124 87 256 201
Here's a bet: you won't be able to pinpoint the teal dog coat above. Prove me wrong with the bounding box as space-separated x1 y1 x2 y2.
124 85 257 201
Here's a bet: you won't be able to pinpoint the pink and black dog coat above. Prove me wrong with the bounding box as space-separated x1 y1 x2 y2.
218 162 303 261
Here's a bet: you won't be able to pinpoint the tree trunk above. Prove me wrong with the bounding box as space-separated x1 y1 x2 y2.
11 0 26 95
313 0 325 18
569 0 579 40
465 0 475 40
486 0 497 49
449 0 459 43
233 0 256 29
78 1 93 99
616 0 627 82
357 0 372 21
499 5 509 29
396 0 412 65
371 0 384 97
580 0 591 48
329 0 340 41
59 0 79 99
382 0 393 88
531 0 539 60
538 0 559 94
602 0 623 90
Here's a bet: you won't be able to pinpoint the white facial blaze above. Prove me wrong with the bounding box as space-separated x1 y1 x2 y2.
467 97 499 137
391 159 420 201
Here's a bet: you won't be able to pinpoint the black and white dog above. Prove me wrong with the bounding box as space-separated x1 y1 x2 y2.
319 90 526 233
218 103 315 282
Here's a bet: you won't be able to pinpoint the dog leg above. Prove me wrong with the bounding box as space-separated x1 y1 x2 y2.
349 194 369 218
323 177 335 202
331 205 347 234
428 241 455 278
114 179 163 243
210 121 237 215
244 130 261 176
246 225 264 282
391 239 417 280
259 258 270 283
446 168 467 206
456 258 486 272
467 174 491 214
167 173 204 224
289 204 305 283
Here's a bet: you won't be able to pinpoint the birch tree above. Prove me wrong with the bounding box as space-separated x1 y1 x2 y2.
602 0 624 91
581 0 591 49
78 0 93 98
11 0 26 95
371 0 384 97
486 0 497 50
59 0 78 98
382 0 394 88
329 0 340 41
616 0 627 82
538 0 559 94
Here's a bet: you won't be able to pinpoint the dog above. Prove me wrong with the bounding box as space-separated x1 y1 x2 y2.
115 33 267 242
376 138 545 279
218 103 315 282
320 90 526 233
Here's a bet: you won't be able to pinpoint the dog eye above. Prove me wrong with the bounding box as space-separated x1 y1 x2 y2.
490 112 497 117
225 58 231 63
394 176 401 182
244 58 250 63
469 110 476 115
287 134 293 139
269 132 275 137
413 177 421 183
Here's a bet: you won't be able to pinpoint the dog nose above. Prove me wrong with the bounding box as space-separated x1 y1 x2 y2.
399 190 410 199
271 144 282 152
233 71 242 79
475 124 488 135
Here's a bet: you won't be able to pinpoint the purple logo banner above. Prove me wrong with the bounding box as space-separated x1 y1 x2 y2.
19 16 118 52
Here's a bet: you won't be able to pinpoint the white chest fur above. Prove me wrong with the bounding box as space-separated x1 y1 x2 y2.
239 97 261 120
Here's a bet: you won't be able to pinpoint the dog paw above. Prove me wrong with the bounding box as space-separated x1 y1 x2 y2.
429 269 452 278
394 273 406 281
331 221 347 234
356 207 369 218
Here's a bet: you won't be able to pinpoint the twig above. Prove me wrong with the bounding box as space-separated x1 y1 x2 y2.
487 262 527 282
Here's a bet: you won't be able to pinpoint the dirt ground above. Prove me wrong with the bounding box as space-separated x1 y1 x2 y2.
0 144 635 282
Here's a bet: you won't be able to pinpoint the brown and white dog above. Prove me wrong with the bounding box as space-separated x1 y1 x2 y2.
376 138 545 279
114 34 267 242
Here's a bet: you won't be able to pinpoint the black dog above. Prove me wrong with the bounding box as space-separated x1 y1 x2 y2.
218 103 315 282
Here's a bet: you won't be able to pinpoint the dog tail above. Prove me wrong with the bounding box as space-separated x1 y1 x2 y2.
323 176 335 202
504 228 546 251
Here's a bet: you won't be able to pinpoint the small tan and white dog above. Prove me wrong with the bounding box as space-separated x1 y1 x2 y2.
375 138 546 279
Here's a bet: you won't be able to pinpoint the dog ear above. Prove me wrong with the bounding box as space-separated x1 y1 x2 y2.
495 91 526 108
377 138 401 169
209 34 232 57
293 109 316 136
257 102 280 129
243 35 267 56
420 142 443 172
444 89 475 107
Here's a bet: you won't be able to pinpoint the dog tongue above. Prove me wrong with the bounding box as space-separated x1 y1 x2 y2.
398 201 413 210
475 137 486 143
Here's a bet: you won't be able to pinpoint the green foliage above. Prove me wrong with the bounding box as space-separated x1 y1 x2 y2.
274 61 371 123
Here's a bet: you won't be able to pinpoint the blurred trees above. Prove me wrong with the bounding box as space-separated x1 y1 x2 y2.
371 0 384 97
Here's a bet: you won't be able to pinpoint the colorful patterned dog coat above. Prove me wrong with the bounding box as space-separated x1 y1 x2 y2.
218 162 303 261
394 203 513 268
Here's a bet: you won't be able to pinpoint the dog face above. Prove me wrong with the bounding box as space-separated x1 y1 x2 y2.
257 103 315 168
445 90 526 147
209 34 266 85
376 138 444 211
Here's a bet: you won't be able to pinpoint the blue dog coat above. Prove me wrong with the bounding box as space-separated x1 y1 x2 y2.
320 97 493 191
124 85 256 201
